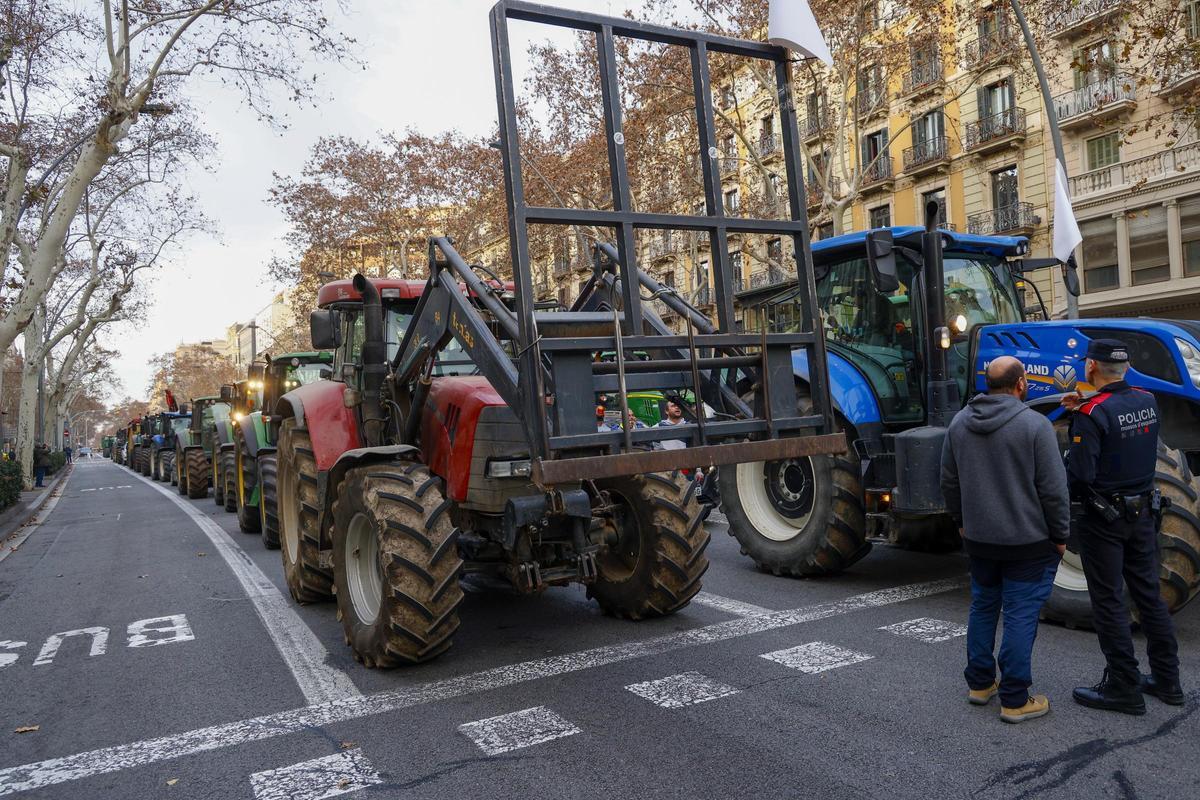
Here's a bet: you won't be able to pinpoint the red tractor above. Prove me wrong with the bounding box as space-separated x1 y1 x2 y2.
269 1 843 667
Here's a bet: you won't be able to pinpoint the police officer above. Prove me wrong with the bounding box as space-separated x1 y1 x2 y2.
1061 339 1183 714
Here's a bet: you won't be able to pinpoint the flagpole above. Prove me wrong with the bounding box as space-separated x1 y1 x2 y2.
1008 0 1080 319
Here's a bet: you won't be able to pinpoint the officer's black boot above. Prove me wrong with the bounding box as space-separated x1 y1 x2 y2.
1073 669 1147 715
1140 673 1186 706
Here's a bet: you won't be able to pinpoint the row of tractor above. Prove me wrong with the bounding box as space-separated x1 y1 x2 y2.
106 2 1200 668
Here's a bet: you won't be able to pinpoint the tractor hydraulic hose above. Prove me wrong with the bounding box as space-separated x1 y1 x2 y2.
352 273 388 448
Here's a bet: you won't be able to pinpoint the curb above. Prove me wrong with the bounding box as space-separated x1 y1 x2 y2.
0 466 73 563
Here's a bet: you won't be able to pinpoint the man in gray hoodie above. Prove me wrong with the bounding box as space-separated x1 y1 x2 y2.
941 356 1070 723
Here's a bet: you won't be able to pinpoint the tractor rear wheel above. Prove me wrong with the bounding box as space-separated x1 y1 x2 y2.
185 448 208 499
278 419 333 603
141 448 152 477
236 434 262 534
587 471 709 619
162 451 176 486
332 462 463 667
213 450 226 507
221 450 237 513
258 452 280 549
175 449 187 494
1043 419 1200 627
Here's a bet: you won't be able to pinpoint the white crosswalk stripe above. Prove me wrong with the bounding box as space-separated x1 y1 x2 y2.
625 671 740 708
879 617 967 643
249 749 380 800
760 641 874 674
459 706 580 755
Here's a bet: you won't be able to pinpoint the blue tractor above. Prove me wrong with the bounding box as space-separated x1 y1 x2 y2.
720 208 1200 626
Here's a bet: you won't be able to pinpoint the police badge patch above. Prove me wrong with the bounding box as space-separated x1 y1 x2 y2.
1054 363 1077 392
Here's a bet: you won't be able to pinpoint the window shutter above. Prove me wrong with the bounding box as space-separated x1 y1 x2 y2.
977 87 989 118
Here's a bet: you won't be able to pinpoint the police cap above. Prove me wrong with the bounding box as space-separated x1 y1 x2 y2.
1082 338 1130 364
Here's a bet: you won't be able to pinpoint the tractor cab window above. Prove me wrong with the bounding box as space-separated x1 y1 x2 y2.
815 255 924 424
943 252 1022 399
288 363 328 387
385 308 475 377
171 418 190 437
201 402 230 429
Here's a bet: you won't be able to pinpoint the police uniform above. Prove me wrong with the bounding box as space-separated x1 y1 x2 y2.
1066 339 1181 711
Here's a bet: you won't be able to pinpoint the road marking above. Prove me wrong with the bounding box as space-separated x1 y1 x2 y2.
459 706 580 755
692 592 774 617
625 671 739 708
0 479 68 564
0 577 962 796
127 615 195 649
761 642 874 674
129 471 359 706
249 749 380 800
33 628 108 666
879 617 966 643
0 642 27 669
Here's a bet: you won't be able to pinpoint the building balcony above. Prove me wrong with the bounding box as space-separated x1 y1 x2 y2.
1049 0 1123 40
1068 142 1200 199
963 23 1019 69
965 107 1027 154
1158 62 1200 97
856 88 888 119
758 133 780 158
720 155 739 174
806 176 840 209
860 156 894 192
967 201 1037 236
644 231 680 261
803 110 833 141
750 268 789 290
552 256 571 277
1053 74 1137 130
901 56 943 98
902 136 950 176
693 285 714 307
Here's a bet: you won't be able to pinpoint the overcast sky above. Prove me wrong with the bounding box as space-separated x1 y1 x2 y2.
103 0 640 403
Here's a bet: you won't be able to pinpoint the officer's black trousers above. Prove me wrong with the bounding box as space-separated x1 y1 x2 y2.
1077 510 1179 686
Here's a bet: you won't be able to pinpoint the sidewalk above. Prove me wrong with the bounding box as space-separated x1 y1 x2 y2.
0 467 72 561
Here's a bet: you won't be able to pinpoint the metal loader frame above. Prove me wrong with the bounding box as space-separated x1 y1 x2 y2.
438 0 843 483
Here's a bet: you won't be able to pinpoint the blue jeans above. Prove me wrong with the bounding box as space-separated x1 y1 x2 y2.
964 553 1059 708
34 467 46 487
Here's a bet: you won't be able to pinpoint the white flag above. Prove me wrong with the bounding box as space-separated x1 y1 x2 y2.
769 1 833 65
1052 159 1082 264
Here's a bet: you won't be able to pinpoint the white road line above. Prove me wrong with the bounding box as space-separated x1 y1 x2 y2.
459 706 580 755
0 577 962 796
250 749 380 800
879 617 967 643
691 592 774 617
129 471 359 706
625 671 739 708
761 642 874 674
0 478 68 564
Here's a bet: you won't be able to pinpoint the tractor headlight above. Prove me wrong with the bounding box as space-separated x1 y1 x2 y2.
232 412 244 422
1176 337 1200 389
951 314 968 334
936 326 951 350
485 458 532 478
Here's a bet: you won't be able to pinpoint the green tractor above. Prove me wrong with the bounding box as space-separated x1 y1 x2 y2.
237 351 332 548
102 436 115 460
175 395 230 500
215 372 264 518
129 416 150 474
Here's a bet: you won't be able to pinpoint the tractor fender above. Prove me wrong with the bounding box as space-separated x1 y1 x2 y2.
1024 393 1073 423
791 348 882 430
274 381 363 472
214 419 236 448
324 445 422 509
237 412 266 458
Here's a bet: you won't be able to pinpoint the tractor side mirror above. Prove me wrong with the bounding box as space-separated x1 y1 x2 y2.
865 230 900 294
1062 259 1081 297
310 309 342 350
319 368 333 380
219 385 233 403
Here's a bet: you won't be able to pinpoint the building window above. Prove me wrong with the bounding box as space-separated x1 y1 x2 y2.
913 108 945 146
922 187 948 227
720 83 734 108
557 286 569 307
729 250 743 281
858 0 881 31
767 237 783 264
1129 206 1170 286
764 172 783 205
1180 196 1200 277
979 77 1014 119
1080 217 1119 292
1086 132 1120 171
663 269 675 288
869 205 891 228
862 129 889 166
991 165 1019 210
817 222 834 240
1074 40 1115 88
1189 1 1200 39
724 187 740 213
697 259 710 288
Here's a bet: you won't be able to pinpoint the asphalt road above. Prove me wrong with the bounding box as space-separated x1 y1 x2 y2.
0 458 1196 800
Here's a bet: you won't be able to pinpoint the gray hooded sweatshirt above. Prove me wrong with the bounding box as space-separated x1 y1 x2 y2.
940 393 1070 559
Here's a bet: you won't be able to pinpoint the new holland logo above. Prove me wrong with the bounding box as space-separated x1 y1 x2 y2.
1053 364 1077 392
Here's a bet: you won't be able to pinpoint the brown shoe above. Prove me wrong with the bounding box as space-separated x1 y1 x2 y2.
968 682 999 705
1000 694 1050 723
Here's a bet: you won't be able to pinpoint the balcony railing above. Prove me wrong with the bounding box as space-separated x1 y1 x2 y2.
1053 74 1136 122
693 285 714 306
803 110 832 138
552 256 571 276
967 201 1035 235
720 155 739 173
645 231 678 260
856 87 888 117
1050 0 1122 37
963 23 1018 68
861 155 894 186
902 55 942 95
749 268 789 290
758 133 779 157
1069 141 1200 198
902 136 949 171
806 176 840 208
965 107 1027 150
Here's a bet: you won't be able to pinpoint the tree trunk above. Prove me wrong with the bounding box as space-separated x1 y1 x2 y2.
16 326 41 490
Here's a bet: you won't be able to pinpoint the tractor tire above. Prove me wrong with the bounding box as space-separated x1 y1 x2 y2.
236 434 262 534
587 471 709 619
277 419 333 603
332 462 464 667
258 452 280 549
129 446 140 473
185 448 209 500
141 448 152 477
213 449 227 507
163 450 177 486
894 515 962 553
221 450 237 513
151 451 161 481
175 449 188 494
719 396 869 576
1043 420 1200 627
